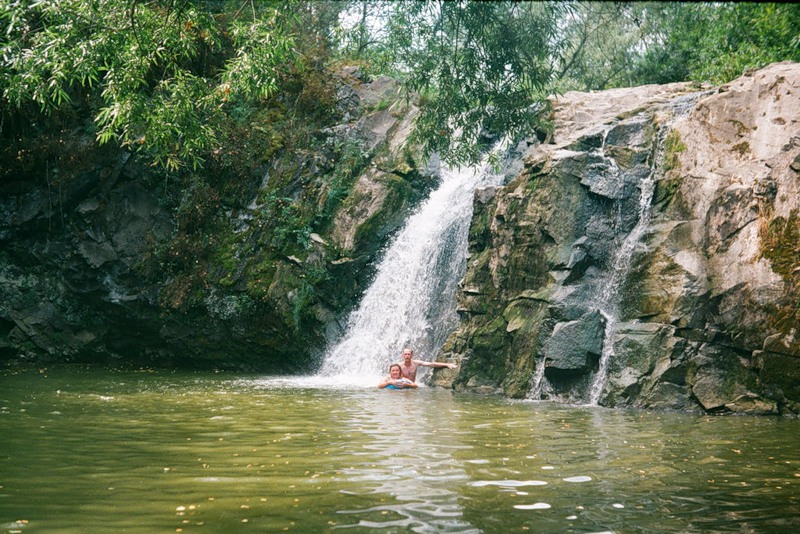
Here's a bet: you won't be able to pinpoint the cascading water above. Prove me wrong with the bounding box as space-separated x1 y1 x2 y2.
527 123 633 403
317 157 504 385
527 91 709 405
586 93 707 405
586 159 657 405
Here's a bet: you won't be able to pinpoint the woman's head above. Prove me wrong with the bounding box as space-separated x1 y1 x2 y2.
388 363 402 378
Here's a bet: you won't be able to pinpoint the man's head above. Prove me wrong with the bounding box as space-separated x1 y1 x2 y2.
401 348 414 362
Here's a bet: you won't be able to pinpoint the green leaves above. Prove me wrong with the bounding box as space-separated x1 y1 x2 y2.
631 3 800 86
1 0 295 172
691 3 800 84
222 15 295 102
137 70 219 172
386 1 569 165
3 1 797 172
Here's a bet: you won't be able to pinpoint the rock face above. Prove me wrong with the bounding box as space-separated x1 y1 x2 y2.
0 70 434 371
434 62 800 416
3 60 800 416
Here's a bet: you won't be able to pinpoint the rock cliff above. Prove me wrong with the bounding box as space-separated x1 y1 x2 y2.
0 70 435 371
435 62 800 416
3 60 800 416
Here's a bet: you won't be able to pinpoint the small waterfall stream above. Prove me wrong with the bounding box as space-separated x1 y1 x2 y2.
585 93 708 404
586 160 657 404
528 91 708 405
318 158 503 384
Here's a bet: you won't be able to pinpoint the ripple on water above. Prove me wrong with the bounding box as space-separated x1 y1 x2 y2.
245 375 382 390
4 367 799 533
469 480 548 488
513 503 551 510
563 476 593 483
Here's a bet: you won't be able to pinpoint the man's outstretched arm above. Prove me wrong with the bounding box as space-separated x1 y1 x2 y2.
413 359 457 369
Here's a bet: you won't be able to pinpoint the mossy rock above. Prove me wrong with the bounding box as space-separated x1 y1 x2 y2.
472 316 511 352
653 175 683 206
758 352 800 401
663 129 687 172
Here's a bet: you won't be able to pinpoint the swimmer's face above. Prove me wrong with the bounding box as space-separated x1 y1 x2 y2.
402 350 413 362
389 365 402 378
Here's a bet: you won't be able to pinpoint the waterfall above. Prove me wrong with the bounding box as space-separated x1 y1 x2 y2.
585 124 669 405
523 90 710 405
318 157 503 385
583 134 658 404
526 123 637 403
584 91 712 404
529 356 547 400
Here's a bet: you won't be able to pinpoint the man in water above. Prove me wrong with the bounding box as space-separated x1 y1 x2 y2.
378 363 417 389
398 348 457 382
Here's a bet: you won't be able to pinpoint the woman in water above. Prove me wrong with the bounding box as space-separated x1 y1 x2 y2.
378 363 418 389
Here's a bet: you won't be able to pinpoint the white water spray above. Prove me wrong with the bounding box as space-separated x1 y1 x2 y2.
317 158 503 385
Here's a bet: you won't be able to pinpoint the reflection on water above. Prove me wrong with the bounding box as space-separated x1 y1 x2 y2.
331 387 474 532
1 367 799 533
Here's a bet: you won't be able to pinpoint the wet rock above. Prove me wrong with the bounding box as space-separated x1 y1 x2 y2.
542 310 605 374
444 62 800 415
0 69 428 372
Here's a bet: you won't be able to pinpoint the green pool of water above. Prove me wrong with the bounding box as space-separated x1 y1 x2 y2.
1 366 798 532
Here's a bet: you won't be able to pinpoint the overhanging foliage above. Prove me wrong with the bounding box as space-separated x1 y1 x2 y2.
2 1 798 170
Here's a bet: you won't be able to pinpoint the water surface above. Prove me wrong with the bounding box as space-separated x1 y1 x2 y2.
1 367 798 532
